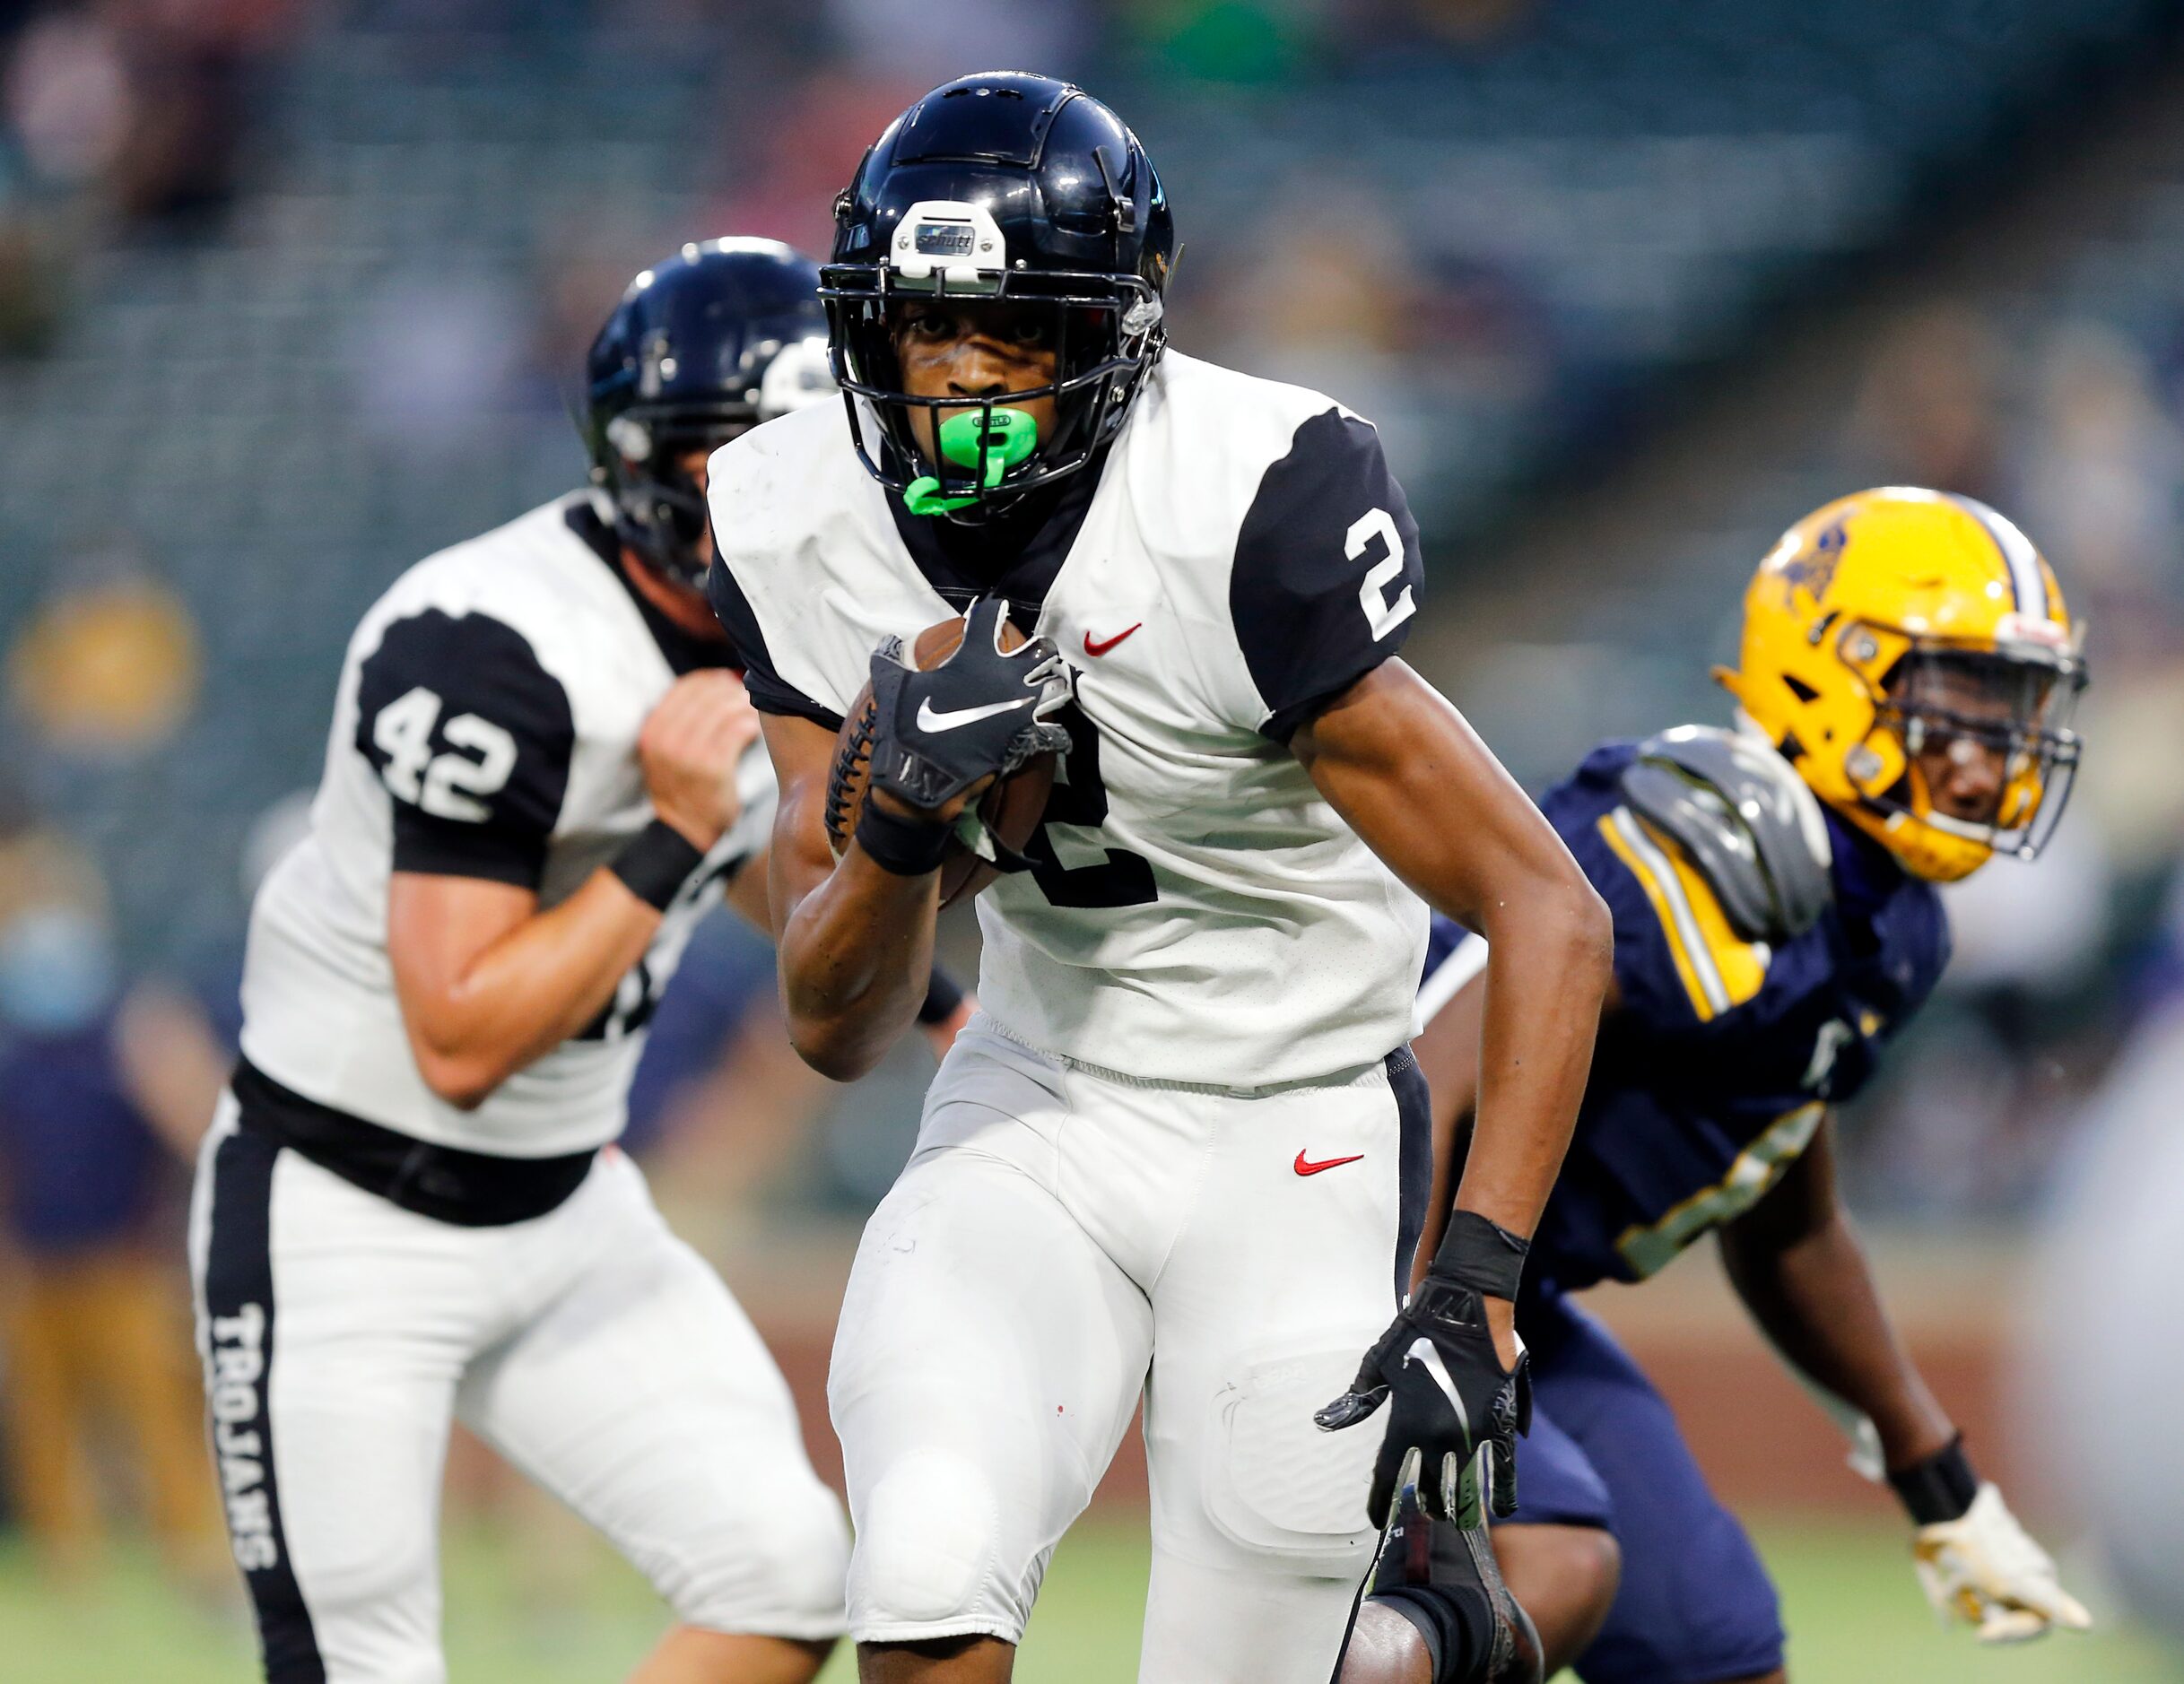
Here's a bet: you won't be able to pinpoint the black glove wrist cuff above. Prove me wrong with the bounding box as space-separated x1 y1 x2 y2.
1891 1434 1979 1526
1430 1211 1529 1302
855 798 954 878
918 966 965 1026
612 820 705 912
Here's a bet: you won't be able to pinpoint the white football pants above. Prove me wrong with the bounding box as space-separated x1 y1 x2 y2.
828 1018 1428 1684
188 1095 848 1683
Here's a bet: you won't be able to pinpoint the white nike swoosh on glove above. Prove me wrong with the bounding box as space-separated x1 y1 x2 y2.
917 696 1034 732
1404 1336 1471 1438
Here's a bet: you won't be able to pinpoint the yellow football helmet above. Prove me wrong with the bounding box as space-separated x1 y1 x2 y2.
1718 487 2086 882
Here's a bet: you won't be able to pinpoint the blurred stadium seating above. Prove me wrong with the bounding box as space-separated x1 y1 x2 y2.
3 0 2180 971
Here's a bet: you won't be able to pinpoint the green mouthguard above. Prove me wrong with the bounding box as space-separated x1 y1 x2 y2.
902 406 1039 516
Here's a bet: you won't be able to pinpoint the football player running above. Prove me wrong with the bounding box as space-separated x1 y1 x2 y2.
189 240 929 1684
1342 489 2093 1684
705 73 1610 1684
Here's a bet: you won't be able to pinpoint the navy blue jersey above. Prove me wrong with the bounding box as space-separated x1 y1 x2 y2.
1423 740 1949 1291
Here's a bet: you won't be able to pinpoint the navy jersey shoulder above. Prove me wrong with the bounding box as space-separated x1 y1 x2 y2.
1423 735 1950 1290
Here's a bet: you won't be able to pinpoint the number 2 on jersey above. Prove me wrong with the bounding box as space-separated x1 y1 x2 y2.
1022 699 1157 909
1351 507 1415 641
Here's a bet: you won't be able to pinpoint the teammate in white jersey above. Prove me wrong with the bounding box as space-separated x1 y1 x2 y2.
193 240 920 1684
705 75 1613 1684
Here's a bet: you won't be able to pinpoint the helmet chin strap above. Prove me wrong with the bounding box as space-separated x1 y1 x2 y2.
903 407 1040 516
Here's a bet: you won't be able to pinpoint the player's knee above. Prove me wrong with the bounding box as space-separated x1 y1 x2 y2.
1499 1521 1620 1618
766 1483 855 1621
286 1527 442 1681
1340 1601 1439 1684
673 1478 851 1635
295 1518 436 1622
1561 1524 1620 1621
847 1448 1008 1631
1493 1521 1619 1671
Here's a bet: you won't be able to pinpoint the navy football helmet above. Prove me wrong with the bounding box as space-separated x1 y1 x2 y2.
822 72 1174 519
584 238 831 586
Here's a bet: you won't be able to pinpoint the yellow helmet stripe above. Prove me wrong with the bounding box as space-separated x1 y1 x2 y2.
1945 491 2049 620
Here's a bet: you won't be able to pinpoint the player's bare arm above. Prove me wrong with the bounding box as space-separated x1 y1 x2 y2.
1408 966 1630 1290
1310 660 1607 1564
1407 954 1484 1294
1295 660 1611 1333
1720 1119 2089 1642
388 668 758 1107
759 711 956 1080
721 838 777 934
1384 953 1621 1679
1718 1114 1954 1471
754 711 979 1073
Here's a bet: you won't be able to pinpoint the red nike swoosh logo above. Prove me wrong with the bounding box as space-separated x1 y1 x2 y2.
1083 623 1143 656
1294 1150 1365 1176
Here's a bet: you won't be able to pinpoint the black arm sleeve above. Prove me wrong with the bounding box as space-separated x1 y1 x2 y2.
705 560 845 731
1229 409 1424 741
354 609 574 888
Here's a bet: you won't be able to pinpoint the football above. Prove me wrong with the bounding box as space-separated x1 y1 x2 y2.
823 613 1059 907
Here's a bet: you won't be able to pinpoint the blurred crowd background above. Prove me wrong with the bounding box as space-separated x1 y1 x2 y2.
4 0 2184 1678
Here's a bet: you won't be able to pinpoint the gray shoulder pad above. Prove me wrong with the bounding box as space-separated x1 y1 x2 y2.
1618 725 1833 944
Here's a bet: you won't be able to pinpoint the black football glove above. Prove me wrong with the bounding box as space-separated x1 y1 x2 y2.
866 596 1073 814
1317 1212 1533 1529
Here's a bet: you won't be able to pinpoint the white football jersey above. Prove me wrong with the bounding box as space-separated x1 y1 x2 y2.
241 494 775 1157
708 352 1427 1087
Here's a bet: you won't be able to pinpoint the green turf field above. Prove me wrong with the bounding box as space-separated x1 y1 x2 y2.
4 1516 2174 1681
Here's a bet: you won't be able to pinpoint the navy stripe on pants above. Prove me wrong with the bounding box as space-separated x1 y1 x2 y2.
202 1128 326 1684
